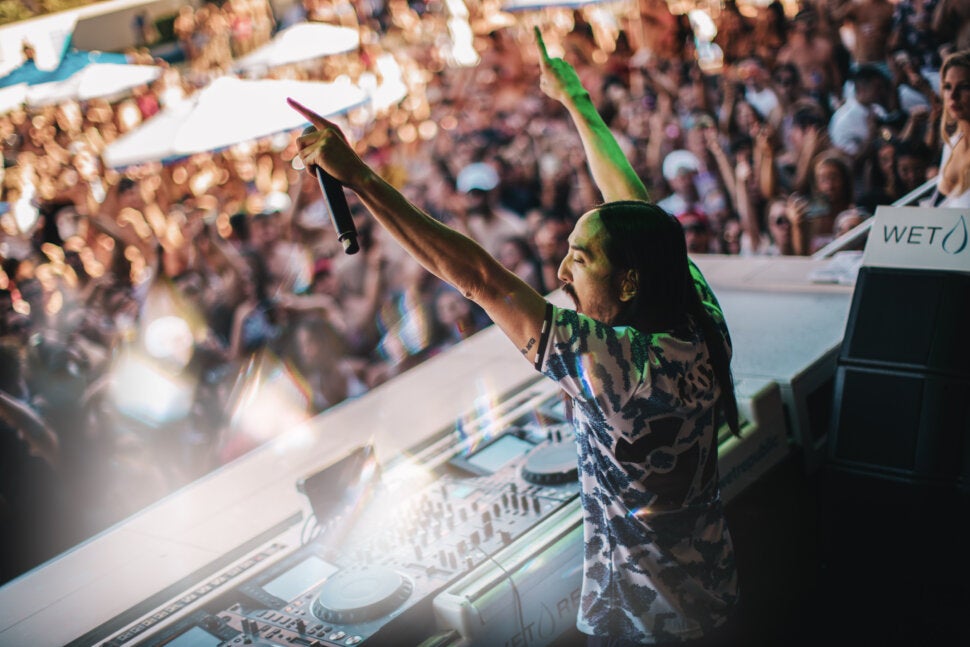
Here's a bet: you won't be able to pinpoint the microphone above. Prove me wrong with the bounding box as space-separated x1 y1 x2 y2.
302 126 359 255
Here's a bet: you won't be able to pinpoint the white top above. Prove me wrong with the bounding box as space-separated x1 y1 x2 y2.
745 86 779 121
928 134 970 208
829 97 886 157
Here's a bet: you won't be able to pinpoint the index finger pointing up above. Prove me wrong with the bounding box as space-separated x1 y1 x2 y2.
287 97 328 130
535 27 550 65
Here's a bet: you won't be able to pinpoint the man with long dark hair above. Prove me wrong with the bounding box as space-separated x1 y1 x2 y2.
289 29 740 647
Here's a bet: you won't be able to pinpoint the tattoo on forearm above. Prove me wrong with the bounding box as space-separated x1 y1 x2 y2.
521 337 536 355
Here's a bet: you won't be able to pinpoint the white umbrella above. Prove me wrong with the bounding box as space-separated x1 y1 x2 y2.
234 22 360 76
0 83 27 114
102 76 368 169
77 63 162 101
25 63 162 107
101 101 194 168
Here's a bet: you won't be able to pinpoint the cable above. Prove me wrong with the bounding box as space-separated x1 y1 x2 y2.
474 546 526 638
300 511 320 546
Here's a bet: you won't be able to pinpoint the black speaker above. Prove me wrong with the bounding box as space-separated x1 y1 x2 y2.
840 267 970 377
819 245 970 645
828 266 970 488
828 365 970 484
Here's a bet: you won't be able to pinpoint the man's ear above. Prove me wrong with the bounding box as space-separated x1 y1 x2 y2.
620 269 639 302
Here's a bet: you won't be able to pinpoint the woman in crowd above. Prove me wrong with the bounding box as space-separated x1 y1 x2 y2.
787 151 855 255
928 50 970 207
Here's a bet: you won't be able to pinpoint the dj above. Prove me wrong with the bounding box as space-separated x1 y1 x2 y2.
290 29 741 647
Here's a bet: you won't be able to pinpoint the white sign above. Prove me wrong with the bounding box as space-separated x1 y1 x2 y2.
862 206 970 274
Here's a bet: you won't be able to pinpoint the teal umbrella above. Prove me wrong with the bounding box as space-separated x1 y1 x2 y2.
0 48 129 89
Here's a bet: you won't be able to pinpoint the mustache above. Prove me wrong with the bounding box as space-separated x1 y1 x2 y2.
562 284 576 299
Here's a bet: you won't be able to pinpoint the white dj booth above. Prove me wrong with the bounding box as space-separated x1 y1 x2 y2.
0 255 856 647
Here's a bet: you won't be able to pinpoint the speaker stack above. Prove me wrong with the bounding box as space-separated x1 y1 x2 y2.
820 208 970 643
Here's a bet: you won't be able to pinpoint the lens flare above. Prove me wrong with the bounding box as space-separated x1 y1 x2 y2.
110 350 194 427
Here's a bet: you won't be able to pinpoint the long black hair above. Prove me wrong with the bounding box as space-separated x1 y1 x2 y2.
596 200 740 437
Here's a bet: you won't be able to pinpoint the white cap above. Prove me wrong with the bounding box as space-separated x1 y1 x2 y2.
456 162 499 193
662 150 700 182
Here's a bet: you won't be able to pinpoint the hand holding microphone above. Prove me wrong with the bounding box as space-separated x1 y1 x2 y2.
289 97 359 255
302 126 359 254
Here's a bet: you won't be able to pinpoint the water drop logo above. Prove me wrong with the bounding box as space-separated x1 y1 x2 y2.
537 602 557 640
942 215 968 254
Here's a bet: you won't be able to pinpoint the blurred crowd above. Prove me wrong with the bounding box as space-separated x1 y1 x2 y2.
2 0 969 582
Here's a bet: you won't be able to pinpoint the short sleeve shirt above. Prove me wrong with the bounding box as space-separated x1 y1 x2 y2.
534 261 739 642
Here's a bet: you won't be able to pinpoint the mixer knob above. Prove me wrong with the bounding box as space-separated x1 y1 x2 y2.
471 500 479 512
296 619 306 634
500 531 512 545
493 503 501 518
501 493 509 508
470 531 481 546
484 522 493 538
457 540 467 555
533 498 542 514
521 495 529 512
482 510 491 523
459 508 467 523
448 552 457 570
510 483 518 494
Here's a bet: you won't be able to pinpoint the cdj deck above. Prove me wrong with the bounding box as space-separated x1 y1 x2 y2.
110 380 583 647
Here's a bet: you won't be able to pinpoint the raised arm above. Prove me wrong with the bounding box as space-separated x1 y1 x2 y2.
288 99 548 365
536 29 650 203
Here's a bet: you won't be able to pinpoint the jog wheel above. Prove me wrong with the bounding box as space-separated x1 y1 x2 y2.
522 441 578 485
311 566 412 624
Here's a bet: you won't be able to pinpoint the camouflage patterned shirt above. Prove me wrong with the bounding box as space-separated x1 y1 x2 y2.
535 262 739 643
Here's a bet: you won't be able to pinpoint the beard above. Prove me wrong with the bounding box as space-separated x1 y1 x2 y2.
562 284 579 310
562 282 629 326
